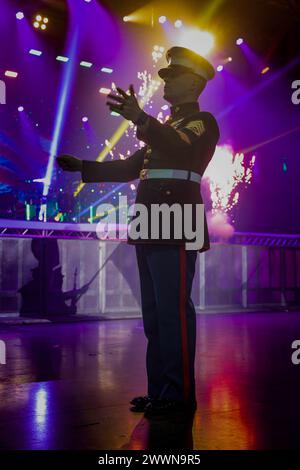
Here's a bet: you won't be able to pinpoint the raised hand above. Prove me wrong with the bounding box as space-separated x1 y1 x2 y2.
106 85 142 123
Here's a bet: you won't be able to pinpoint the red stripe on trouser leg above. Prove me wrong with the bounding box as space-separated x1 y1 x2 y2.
179 245 190 403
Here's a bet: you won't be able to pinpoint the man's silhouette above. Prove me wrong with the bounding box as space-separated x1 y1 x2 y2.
57 46 219 417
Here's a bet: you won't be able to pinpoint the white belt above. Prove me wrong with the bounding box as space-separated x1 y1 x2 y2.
139 168 201 183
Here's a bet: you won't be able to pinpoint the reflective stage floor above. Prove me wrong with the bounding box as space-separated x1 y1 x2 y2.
0 311 300 450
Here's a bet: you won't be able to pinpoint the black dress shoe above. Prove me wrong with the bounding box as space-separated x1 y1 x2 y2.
129 395 154 412
144 398 197 418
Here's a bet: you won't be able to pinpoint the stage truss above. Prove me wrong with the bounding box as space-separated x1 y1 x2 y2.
0 219 300 247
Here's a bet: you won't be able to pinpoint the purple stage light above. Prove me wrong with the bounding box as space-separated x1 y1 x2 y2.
18 106 24 112
82 116 88 122
16 12 24 20
159 16 167 24
217 65 223 72
236 38 244 45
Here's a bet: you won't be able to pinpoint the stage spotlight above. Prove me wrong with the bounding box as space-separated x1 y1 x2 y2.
236 38 244 45
217 65 223 72
29 49 42 56
82 116 88 122
16 12 24 20
18 106 24 112
80 61 93 68
5 71 18 78
222 57 232 65
174 20 182 28
99 87 111 94
34 14 49 30
261 66 270 74
101 67 113 73
159 16 167 24
178 28 214 56
123 16 129 22
56 56 69 62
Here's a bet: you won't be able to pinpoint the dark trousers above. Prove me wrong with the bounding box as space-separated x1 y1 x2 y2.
135 244 198 403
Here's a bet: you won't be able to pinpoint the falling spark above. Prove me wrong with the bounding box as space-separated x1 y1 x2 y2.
205 144 256 212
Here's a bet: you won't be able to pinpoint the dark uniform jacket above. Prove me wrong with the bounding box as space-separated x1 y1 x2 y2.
82 102 220 252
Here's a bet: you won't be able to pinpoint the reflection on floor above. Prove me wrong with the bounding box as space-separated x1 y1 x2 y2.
0 311 300 450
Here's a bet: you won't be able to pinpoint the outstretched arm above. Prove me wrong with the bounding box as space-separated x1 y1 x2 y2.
56 147 146 183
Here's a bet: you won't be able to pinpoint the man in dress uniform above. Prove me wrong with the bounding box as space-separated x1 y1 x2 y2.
56 46 220 418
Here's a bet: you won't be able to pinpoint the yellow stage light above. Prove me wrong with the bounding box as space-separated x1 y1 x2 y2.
177 28 214 56
33 14 49 30
261 66 270 74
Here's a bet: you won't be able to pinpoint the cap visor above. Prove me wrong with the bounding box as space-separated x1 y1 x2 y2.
158 64 195 79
